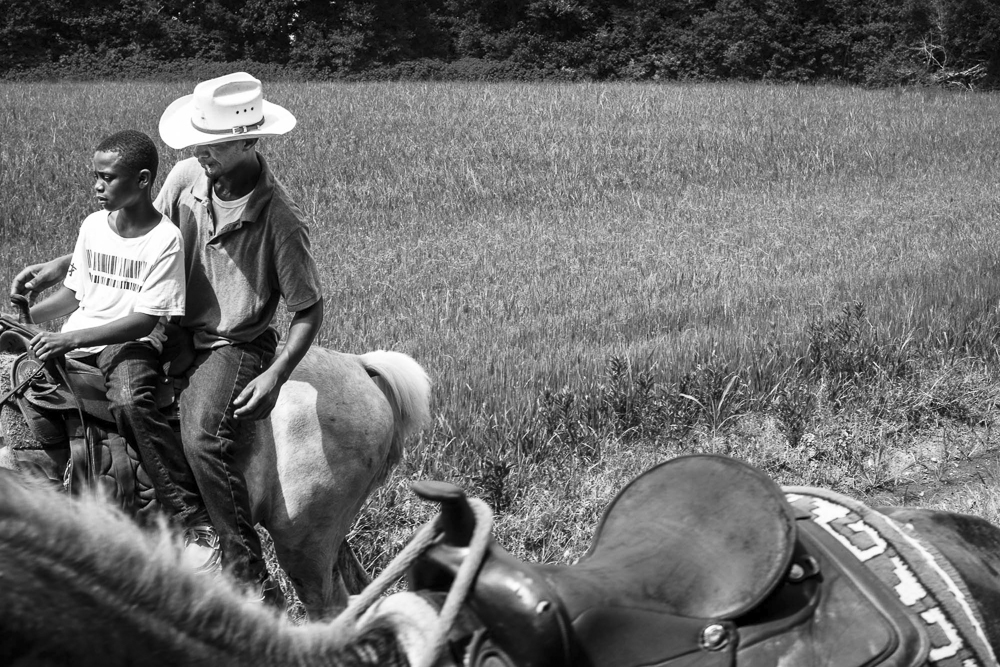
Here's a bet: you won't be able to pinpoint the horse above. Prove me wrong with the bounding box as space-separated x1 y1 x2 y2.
0 468 411 667
0 343 431 621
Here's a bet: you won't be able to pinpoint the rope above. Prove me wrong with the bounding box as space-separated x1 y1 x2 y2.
431 498 493 660
331 497 495 666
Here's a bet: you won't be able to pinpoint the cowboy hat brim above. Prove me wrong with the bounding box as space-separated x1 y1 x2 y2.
158 94 297 150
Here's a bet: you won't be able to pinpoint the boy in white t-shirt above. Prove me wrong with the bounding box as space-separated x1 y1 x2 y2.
27 130 219 572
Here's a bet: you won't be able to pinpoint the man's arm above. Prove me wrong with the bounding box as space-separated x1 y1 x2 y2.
10 255 73 299
30 312 159 362
232 298 324 420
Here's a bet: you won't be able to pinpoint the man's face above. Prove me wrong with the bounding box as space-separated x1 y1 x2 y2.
92 151 144 211
192 140 247 180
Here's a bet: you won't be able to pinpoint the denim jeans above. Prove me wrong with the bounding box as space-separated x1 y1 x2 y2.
178 329 278 585
97 342 207 527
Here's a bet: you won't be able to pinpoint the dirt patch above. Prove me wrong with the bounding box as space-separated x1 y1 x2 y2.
886 453 1000 505
874 424 1000 509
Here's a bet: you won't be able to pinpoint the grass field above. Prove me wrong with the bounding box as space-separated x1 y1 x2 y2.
4 80 1000 608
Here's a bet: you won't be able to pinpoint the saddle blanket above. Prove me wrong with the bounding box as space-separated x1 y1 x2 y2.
785 487 997 667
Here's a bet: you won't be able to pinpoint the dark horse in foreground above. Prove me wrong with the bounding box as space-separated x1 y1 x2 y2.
3 455 1000 666
0 469 410 667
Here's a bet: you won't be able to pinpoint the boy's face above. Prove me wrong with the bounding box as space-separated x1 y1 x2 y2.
92 151 146 211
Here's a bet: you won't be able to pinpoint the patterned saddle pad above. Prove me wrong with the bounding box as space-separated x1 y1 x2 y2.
786 487 997 667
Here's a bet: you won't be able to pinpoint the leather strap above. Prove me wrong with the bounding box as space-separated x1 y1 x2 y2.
0 358 43 407
105 430 136 514
66 420 88 496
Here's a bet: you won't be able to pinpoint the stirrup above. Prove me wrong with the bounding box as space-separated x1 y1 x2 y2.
182 524 223 576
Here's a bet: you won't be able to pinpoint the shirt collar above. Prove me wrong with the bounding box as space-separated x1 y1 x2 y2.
191 153 275 224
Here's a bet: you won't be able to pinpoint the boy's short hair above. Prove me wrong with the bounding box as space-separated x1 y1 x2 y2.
96 130 159 181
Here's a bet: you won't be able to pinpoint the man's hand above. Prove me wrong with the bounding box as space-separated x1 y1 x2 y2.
232 299 324 421
232 367 283 421
11 256 72 299
29 331 77 361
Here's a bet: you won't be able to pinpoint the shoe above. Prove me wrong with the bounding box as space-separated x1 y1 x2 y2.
182 524 223 576
256 576 286 610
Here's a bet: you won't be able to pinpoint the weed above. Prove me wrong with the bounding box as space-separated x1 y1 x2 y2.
774 381 817 447
676 364 751 436
600 355 665 441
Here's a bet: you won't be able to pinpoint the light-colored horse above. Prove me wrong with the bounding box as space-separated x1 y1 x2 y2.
0 468 411 666
0 345 431 620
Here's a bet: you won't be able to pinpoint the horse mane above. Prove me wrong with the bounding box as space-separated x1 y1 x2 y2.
0 470 405 667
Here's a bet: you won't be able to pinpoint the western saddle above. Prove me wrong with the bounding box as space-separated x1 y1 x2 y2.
409 454 932 667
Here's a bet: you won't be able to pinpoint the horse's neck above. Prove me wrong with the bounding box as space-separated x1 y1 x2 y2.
5 588 403 667
0 471 401 667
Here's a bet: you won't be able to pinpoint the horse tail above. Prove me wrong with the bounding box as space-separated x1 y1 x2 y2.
357 350 431 486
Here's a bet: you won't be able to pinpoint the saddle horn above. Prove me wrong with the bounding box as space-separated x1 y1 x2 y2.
411 480 476 546
10 294 33 325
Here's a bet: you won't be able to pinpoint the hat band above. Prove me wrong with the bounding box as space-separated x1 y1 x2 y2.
191 116 265 136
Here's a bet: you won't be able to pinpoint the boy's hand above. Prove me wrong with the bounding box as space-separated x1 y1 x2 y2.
11 256 72 298
29 331 77 361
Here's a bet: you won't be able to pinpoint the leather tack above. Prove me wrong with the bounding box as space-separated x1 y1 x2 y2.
788 555 820 582
700 623 730 651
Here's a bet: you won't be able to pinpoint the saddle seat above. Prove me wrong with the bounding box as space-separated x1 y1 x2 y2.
409 455 799 667
410 455 938 667
540 454 797 622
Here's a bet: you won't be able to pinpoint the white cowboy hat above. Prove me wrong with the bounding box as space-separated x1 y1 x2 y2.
158 72 296 150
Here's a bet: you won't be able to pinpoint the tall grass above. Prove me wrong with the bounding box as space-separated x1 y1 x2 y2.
4 81 1000 586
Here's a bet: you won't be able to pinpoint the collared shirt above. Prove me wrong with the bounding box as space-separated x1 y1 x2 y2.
154 154 322 349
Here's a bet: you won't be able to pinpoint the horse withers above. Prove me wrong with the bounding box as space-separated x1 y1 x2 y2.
0 310 431 620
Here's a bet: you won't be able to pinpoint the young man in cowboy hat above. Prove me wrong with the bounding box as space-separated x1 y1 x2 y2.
12 73 324 606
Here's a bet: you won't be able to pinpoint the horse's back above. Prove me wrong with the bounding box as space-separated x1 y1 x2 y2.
880 506 1000 651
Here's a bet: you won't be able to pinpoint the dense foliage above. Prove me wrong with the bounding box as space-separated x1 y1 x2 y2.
3 0 1000 85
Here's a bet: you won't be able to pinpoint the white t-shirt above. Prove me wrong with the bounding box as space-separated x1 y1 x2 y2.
210 190 251 234
62 210 186 356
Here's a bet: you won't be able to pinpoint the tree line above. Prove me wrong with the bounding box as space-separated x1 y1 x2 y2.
4 0 1000 86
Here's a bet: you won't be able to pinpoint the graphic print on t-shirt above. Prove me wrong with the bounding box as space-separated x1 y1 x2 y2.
86 250 147 292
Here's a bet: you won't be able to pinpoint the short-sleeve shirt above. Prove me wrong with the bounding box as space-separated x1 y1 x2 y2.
62 211 186 355
154 155 323 350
